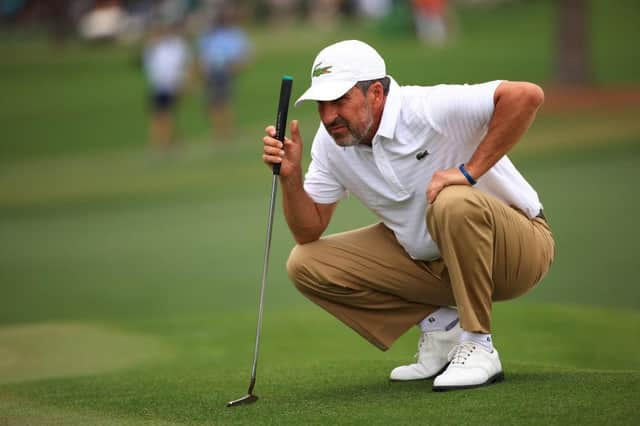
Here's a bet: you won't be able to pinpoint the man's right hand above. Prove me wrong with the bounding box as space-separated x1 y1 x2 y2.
262 120 303 178
262 119 337 244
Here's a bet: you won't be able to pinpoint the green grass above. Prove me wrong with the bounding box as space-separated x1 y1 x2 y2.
2 305 639 425
1 1 640 424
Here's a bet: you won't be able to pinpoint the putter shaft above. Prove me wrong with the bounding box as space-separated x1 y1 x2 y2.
227 176 277 408
249 174 278 393
228 76 292 408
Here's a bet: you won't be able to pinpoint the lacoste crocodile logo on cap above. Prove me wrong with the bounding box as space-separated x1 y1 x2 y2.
312 62 332 78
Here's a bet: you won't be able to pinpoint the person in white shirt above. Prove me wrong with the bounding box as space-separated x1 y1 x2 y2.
262 40 554 391
143 24 190 152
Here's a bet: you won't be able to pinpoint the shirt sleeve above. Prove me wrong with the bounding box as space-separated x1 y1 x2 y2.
425 80 502 145
303 126 346 204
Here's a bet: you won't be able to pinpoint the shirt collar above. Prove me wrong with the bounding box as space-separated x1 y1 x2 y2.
375 76 401 141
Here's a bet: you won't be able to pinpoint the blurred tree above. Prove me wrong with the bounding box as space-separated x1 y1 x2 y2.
554 0 590 85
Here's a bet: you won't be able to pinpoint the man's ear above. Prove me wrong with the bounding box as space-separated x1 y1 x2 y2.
371 82 385 107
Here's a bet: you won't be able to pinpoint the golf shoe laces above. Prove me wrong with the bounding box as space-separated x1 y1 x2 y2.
447 342 477 366
414 333 428 360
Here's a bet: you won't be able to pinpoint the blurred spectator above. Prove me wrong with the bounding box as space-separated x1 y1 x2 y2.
157 0 192 25
1 0 27 20
263 0 297 25
308 0 341 27
412 0 448 45
143 23 191 153
355 0 392 19
2 0 78 43
197 3 252 143
78 0 124 41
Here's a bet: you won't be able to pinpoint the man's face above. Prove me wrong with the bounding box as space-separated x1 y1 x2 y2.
317 86 375 147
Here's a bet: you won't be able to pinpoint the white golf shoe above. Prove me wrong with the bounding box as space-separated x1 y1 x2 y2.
389 322 462 381
432 341 504 391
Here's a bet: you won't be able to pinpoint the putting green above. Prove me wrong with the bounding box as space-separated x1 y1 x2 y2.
1 304 638 425
0 393 183 426
0 322 169 385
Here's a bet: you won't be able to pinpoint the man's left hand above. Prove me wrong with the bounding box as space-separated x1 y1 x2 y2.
427 167 471 204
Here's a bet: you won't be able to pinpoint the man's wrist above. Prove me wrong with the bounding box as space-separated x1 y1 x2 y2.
280 167 303 186
459 163 477 185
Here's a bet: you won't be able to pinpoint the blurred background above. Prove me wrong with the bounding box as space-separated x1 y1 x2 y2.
2 0 639 316
1 0 639 159
0 0 639 423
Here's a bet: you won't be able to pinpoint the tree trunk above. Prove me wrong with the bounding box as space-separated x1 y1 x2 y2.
554 0 590 85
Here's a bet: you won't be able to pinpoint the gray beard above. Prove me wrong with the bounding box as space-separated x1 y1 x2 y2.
331 109 374 147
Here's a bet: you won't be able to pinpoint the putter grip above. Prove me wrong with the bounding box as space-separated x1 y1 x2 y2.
273 76 293 175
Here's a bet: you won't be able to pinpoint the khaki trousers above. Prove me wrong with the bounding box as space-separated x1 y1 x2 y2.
286 186 555 351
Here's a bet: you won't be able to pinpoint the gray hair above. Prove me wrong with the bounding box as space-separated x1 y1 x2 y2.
355 77 390 96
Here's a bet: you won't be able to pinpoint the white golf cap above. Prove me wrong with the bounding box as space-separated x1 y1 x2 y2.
294 40 386 107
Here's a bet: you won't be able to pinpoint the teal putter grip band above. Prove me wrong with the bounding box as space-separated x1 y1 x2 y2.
273 76 293 175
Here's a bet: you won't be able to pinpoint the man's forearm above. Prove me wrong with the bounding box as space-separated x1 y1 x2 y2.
280 171 331 245
465 82 544 179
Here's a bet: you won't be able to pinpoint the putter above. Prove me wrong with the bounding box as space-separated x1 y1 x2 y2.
227 76 293 408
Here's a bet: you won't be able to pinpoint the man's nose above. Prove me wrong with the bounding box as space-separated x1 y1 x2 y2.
318 102 338 124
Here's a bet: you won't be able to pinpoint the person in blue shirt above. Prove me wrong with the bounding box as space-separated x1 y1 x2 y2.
198 4 252 143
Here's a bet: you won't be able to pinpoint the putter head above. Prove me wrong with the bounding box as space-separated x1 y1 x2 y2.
226 394 258 407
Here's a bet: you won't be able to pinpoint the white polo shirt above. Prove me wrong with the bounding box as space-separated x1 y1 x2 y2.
303 77 542 261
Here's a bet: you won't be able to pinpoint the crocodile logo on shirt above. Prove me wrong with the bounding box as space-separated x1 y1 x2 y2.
313 62 333 78
416 149 429 160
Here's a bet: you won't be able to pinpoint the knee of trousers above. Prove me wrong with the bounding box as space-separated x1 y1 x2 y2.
286 243 318 293
426 186 491 237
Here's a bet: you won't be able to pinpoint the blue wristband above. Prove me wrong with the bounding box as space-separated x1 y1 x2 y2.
459 164 477 185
